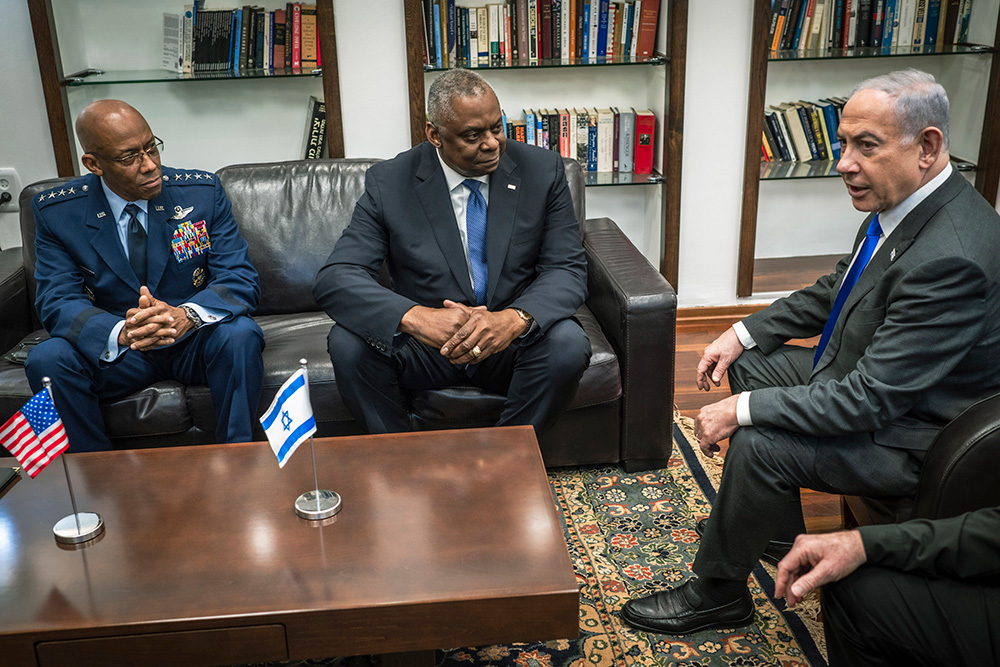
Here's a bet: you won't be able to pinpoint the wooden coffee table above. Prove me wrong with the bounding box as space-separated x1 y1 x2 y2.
0 426 578 667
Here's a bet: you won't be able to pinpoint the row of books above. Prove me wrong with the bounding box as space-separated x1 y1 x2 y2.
762 97 845 163
769 0 976 52
162 3 322 74
503 107 656 173
421 0 661 68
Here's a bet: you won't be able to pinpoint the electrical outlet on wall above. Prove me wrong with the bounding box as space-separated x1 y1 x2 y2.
0 168 23 212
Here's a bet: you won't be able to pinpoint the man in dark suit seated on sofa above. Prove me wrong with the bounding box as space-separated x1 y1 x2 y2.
776 506 1000 665
622 69 1000 633
24 100 264 452
313 68 590 436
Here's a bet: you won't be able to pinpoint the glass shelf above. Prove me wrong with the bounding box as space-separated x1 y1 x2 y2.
584 169 662 186
62 68 323 86
767 43 993 61
423 54 667 72
760 156 976 180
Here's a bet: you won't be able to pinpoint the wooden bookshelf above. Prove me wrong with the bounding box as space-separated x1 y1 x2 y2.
401 0 688 289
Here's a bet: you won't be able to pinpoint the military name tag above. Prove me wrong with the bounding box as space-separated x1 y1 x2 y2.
171 220 211 262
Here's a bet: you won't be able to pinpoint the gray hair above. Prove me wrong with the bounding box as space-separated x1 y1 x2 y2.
427 69 495 126
852 69 950 148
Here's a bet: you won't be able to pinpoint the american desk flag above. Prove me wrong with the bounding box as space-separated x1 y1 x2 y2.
260 368 316 468
0 388 69 478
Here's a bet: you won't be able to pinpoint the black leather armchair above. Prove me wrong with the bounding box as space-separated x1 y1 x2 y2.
844 391 1000 525
0 158 676 471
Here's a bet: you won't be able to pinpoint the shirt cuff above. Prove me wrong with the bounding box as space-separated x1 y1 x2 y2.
103 320 128 362
183 302 226 327
732 321 757 349
736 391 753 426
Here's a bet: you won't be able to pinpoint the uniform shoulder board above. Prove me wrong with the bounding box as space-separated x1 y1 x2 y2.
35 181 90 209
162 168 216 186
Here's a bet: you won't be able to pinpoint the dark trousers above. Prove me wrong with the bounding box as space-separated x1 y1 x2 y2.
25 316 264 452
693 345 923 582
328 319 590 434
822 565 1000 666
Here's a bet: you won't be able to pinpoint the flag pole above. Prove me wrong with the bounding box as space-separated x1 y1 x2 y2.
44 377 105 545
293 359 341 521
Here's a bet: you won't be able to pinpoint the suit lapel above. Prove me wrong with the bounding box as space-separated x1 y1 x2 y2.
817 170 966 369
486 152 520 307
414 144 477 303
85 176 138 289
145 189 174 292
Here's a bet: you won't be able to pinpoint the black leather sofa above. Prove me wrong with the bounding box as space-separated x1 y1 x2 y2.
0 158 676 471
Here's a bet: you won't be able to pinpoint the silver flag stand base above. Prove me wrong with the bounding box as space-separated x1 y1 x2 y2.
295 489 342 520
53 512 105 545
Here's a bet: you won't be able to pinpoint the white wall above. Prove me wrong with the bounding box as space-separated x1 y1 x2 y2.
2 0 998 305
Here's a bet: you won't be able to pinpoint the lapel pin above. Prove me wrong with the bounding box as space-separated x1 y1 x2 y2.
155 205 165 212
507 183 516 190
890 248 896 262
96 211 106 218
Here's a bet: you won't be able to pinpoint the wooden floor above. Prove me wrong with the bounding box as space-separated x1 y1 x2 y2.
675 314 844 534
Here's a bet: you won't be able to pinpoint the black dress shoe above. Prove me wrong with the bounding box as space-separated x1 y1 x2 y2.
621 580 754 634
695 517 794 567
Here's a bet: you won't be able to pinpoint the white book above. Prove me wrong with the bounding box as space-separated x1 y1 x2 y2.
847 0 858 47
630 0 642 57
478 7 490 64
807 0 826 49
182 5 194 74
606 3 617 55
561 0 571 59
619 108 636 172
528 0 538 62
596 108 615 171
263 13 271 70
896 0 917 48
162 13 183 72
469 8 479 67
589 0 599 59
620 1 631 53
489 3 500 66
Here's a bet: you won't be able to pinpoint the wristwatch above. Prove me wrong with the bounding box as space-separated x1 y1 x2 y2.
180 305 203 329
512 307 534 332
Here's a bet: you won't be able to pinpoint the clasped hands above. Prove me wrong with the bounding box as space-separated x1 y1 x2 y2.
118 286 197 351
399 299 528 364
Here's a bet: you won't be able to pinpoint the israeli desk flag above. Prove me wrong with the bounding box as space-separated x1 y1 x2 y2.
260 367 316 468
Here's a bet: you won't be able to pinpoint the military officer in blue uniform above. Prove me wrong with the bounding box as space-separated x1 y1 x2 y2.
25 99 264 452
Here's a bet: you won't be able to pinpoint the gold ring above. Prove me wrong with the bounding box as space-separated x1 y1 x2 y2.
471 345 482 358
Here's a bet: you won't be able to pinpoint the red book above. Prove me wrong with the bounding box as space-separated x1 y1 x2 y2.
273 9 286 68
633 110 655 174
635 0 661 57
291 3 302 69
559 109 571 157
541 0 552 58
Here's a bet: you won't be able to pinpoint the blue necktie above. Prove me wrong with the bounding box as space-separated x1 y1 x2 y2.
463 179 488 305
125 203 147 286
814 214 883 366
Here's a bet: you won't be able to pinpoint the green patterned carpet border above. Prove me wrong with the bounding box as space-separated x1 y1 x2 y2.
231 424 827 667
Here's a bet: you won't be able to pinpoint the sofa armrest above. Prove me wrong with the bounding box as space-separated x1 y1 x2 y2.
582 217 677 472
912 391 1000 521
0 247 31 355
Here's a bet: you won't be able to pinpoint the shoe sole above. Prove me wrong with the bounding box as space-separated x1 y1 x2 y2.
621 608 756 635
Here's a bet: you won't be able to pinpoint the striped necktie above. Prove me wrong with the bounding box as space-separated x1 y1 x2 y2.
463 179 488 305
814 214 883 366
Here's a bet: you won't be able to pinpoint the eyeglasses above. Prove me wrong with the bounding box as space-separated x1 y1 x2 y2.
91 137 164 168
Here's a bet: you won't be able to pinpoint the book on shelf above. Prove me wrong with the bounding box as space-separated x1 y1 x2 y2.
770 0 977 53
596 107 614 171
633 109 655 174
303 95 326 159
163 13 184 73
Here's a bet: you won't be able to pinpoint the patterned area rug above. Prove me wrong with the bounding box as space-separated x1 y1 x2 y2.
231 421 827 667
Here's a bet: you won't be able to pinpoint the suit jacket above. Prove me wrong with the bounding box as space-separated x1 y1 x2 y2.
742 170 1000 452
860 505 1000 580
32 167 260 363
313 140 588 354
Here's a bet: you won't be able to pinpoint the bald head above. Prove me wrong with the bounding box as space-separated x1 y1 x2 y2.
76 100 149 155
77 100 163 201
